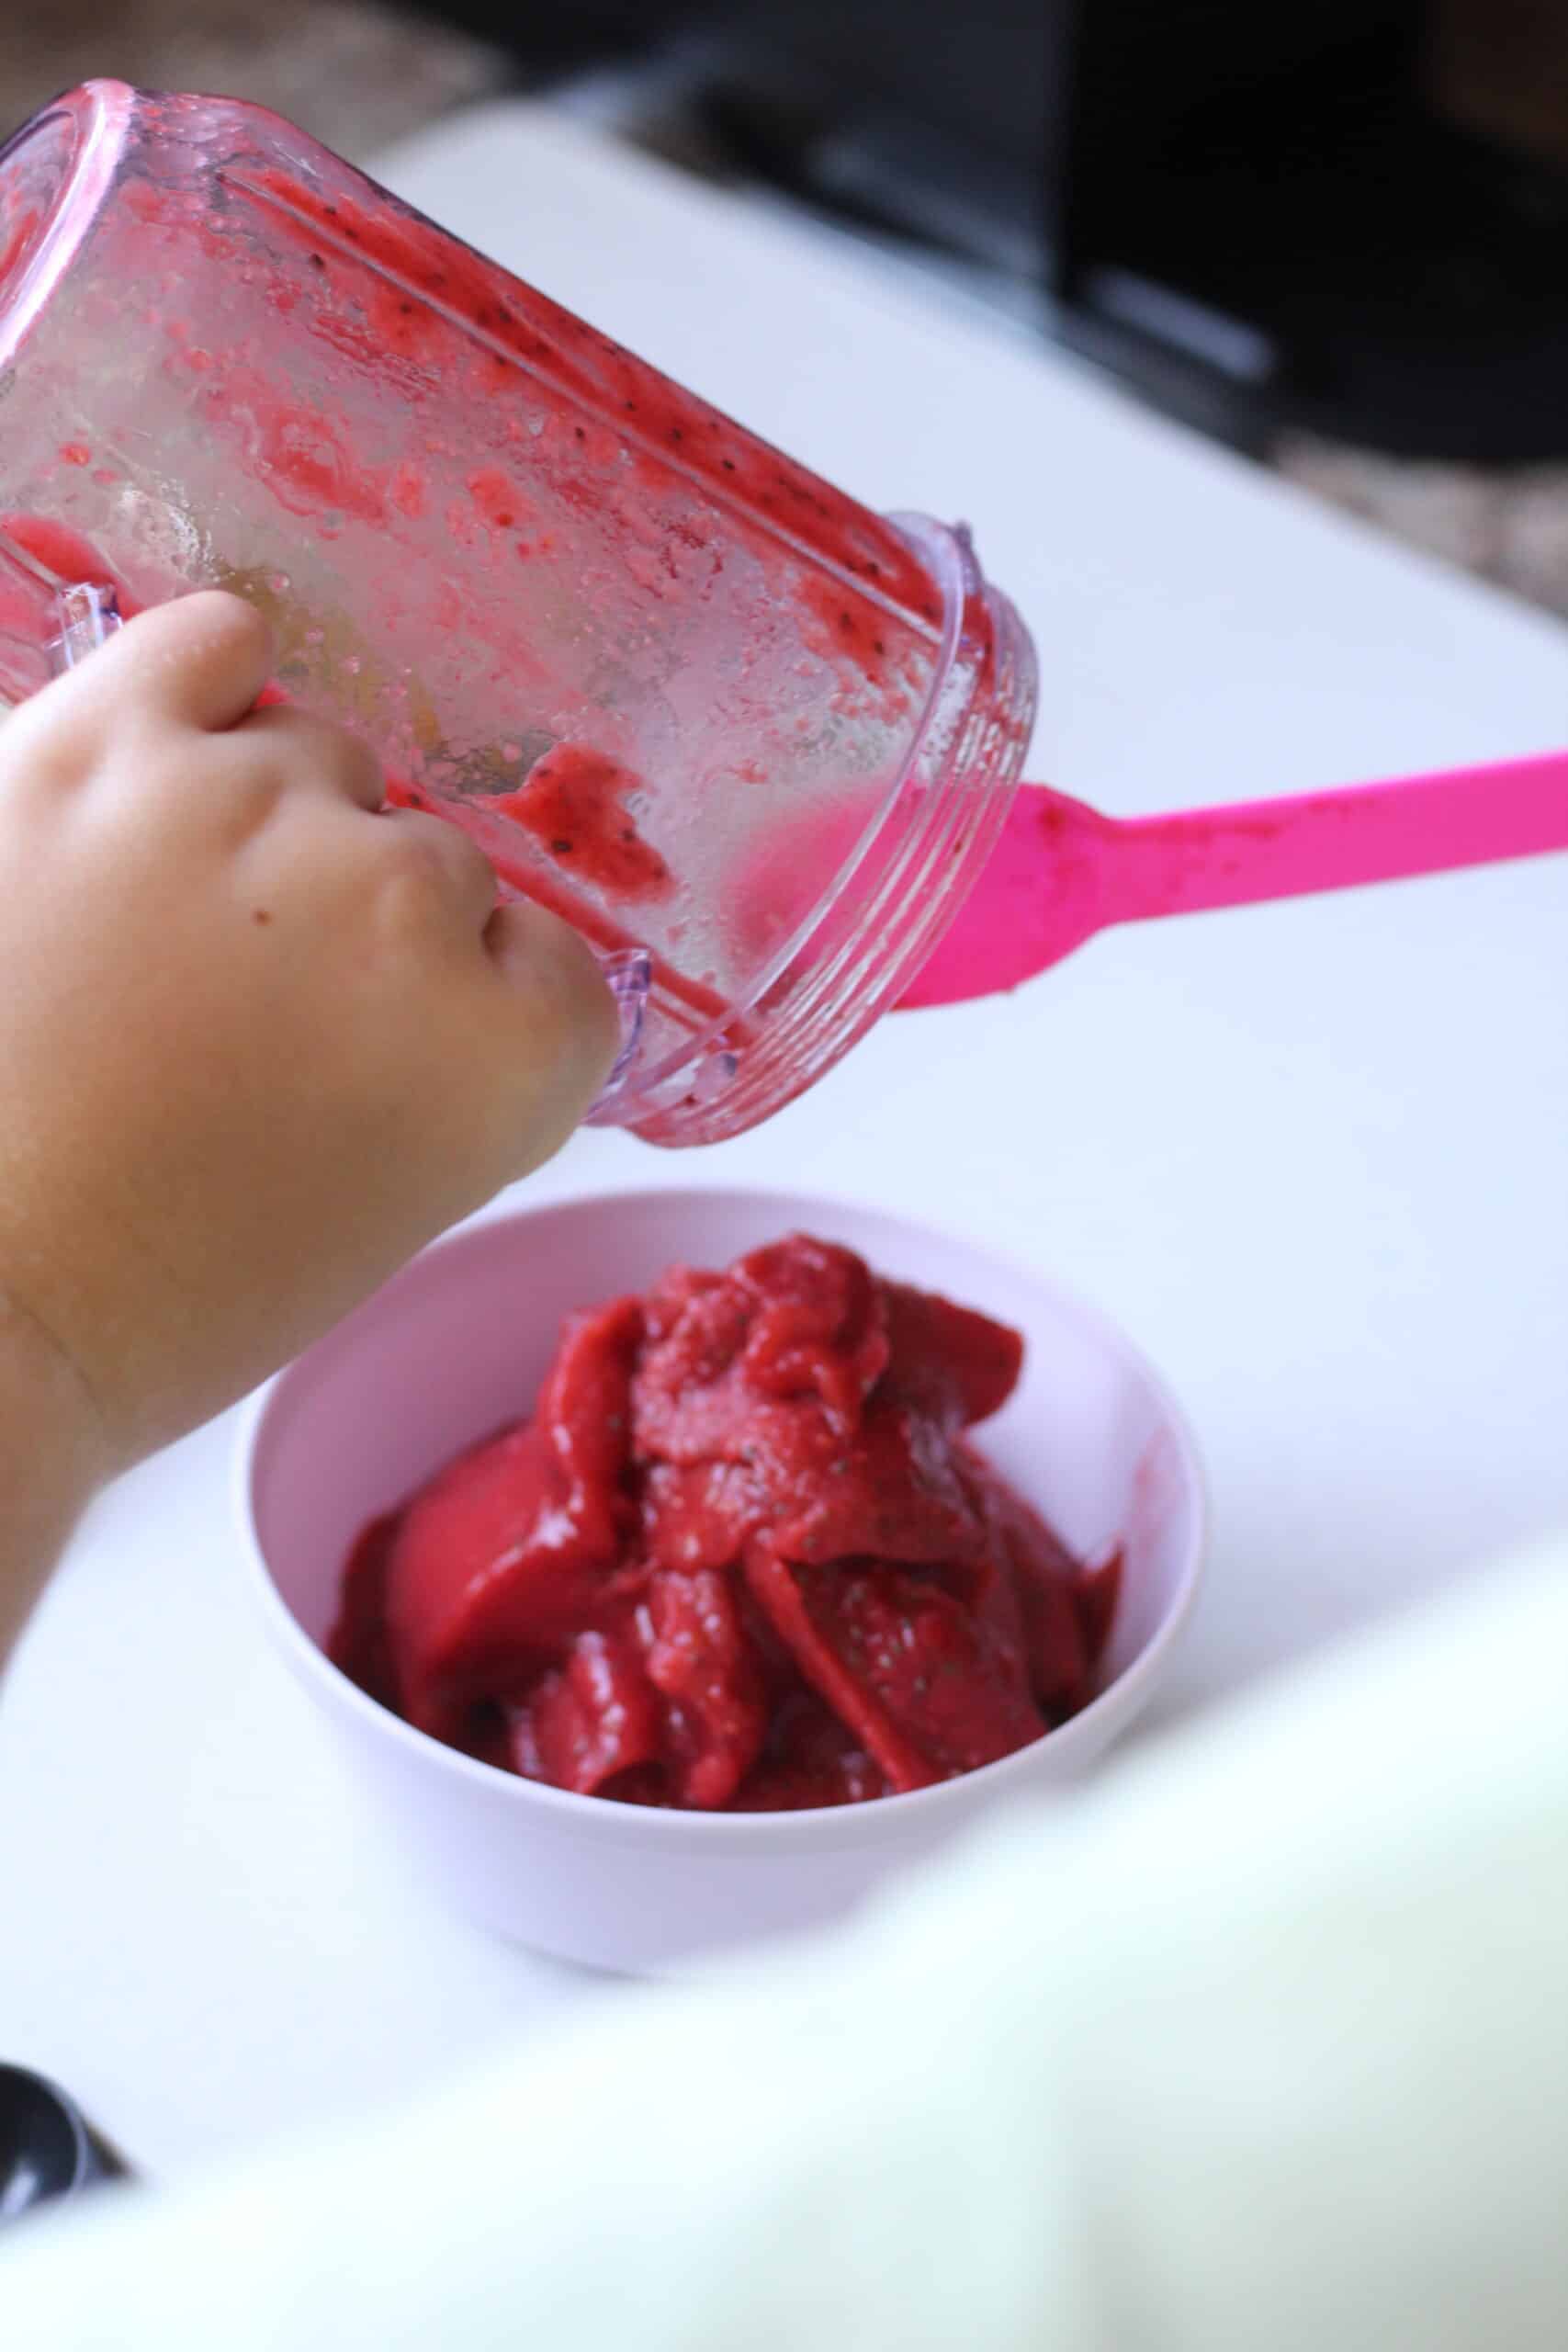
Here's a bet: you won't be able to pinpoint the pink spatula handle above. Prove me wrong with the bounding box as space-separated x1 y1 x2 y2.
908 748 1568 1009
1106 748 1568 921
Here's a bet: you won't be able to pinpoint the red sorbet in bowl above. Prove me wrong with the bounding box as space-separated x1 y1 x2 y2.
331 1234 1117 1811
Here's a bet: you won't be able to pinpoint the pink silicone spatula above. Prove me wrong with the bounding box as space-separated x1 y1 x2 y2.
905 752 1568 1010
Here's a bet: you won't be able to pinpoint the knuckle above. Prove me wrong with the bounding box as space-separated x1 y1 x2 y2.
374 815 482 922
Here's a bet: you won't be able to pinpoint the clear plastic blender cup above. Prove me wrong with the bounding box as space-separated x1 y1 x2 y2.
0 82 1036 1143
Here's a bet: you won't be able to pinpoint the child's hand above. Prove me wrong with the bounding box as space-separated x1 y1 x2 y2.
0 593 617 1465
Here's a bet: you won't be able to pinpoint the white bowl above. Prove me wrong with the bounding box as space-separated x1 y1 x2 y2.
236 1188 1205 1972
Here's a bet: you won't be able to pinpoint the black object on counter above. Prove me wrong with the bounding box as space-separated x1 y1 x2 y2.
0 2064 130 2225
1037 0 1568 462
417 0 1568 462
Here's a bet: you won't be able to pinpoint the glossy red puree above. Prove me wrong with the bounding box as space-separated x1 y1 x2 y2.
331 1235 1118 1811
486 743 672 903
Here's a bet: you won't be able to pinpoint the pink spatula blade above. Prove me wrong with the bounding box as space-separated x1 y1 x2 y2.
907 749 1568 1011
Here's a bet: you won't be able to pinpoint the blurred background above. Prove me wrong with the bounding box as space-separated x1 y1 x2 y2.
8 1 1568 616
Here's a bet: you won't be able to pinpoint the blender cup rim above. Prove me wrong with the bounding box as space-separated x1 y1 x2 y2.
740 511 969 1004
0 81 133 379
592 510 972 1122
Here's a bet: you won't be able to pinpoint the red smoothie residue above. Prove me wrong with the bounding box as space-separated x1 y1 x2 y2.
381 767 732 1041
329 1235 1119 1811
234 164 944 658
491 742 673 903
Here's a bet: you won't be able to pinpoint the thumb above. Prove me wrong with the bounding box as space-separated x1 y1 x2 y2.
481 898 621 1162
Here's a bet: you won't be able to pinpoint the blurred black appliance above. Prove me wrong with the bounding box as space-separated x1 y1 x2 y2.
426 0 1568 461
1037 0 1568 460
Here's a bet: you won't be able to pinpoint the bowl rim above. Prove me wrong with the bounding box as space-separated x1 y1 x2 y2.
233 1183 1208 1846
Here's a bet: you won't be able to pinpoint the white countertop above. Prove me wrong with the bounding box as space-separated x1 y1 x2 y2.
4 101 1566 2177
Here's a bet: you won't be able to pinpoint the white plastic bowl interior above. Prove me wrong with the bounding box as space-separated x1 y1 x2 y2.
237 1187 1205 1972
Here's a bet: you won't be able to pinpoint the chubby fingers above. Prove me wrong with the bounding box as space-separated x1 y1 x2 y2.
6 582 620 1168
0 591 273 789
69 591 276 734
477 897 621 1162
228 701 386 811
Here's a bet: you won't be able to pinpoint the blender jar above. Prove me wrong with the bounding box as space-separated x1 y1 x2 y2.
0 83 1036 1143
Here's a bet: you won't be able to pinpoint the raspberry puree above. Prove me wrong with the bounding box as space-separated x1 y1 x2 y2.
330 1235 1118 1811
488 741 672 904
